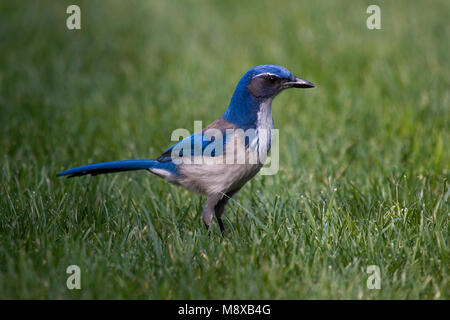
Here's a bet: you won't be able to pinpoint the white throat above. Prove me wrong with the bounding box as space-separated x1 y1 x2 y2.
256 98 273 130
250 98 274 160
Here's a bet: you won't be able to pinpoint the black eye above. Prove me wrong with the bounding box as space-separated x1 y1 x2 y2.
266 74 277 82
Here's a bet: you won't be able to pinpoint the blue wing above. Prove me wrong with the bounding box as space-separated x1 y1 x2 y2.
157 131 229 161
157 117 238 162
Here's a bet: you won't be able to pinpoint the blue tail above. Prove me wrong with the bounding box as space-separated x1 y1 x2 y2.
57 159 165 178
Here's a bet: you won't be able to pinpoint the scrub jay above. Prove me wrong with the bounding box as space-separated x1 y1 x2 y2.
58 65 314 235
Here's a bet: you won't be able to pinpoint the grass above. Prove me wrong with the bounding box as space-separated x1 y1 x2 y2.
0 0 448 299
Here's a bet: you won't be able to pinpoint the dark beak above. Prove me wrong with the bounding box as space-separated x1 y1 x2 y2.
283 77 315 89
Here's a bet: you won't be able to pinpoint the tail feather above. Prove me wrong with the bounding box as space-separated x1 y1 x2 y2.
57 159 162 178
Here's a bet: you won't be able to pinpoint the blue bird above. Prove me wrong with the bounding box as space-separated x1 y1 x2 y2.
57 65 314 235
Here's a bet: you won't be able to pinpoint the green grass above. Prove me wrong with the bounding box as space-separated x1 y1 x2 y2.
0 0 448 299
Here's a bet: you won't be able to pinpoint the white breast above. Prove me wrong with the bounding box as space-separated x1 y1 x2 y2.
253 98 273 159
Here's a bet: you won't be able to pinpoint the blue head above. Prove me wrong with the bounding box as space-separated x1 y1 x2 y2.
223 65 314 127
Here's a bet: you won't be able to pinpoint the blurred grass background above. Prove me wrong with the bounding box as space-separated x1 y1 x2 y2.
0 0 448 299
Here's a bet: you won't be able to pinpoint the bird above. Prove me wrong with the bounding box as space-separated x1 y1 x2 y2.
57 64 315 235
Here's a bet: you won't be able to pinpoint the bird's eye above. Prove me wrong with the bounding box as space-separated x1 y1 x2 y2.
267 75 277 82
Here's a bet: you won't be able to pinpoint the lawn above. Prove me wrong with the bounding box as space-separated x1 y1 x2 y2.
0 0 448 299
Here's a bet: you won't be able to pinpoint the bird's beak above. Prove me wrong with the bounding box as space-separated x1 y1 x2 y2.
283 77 315 89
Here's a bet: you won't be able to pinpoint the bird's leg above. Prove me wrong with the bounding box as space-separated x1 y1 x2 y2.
217 218 225 236
214 197 229 236
202 194 222 232
214 189 239 236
